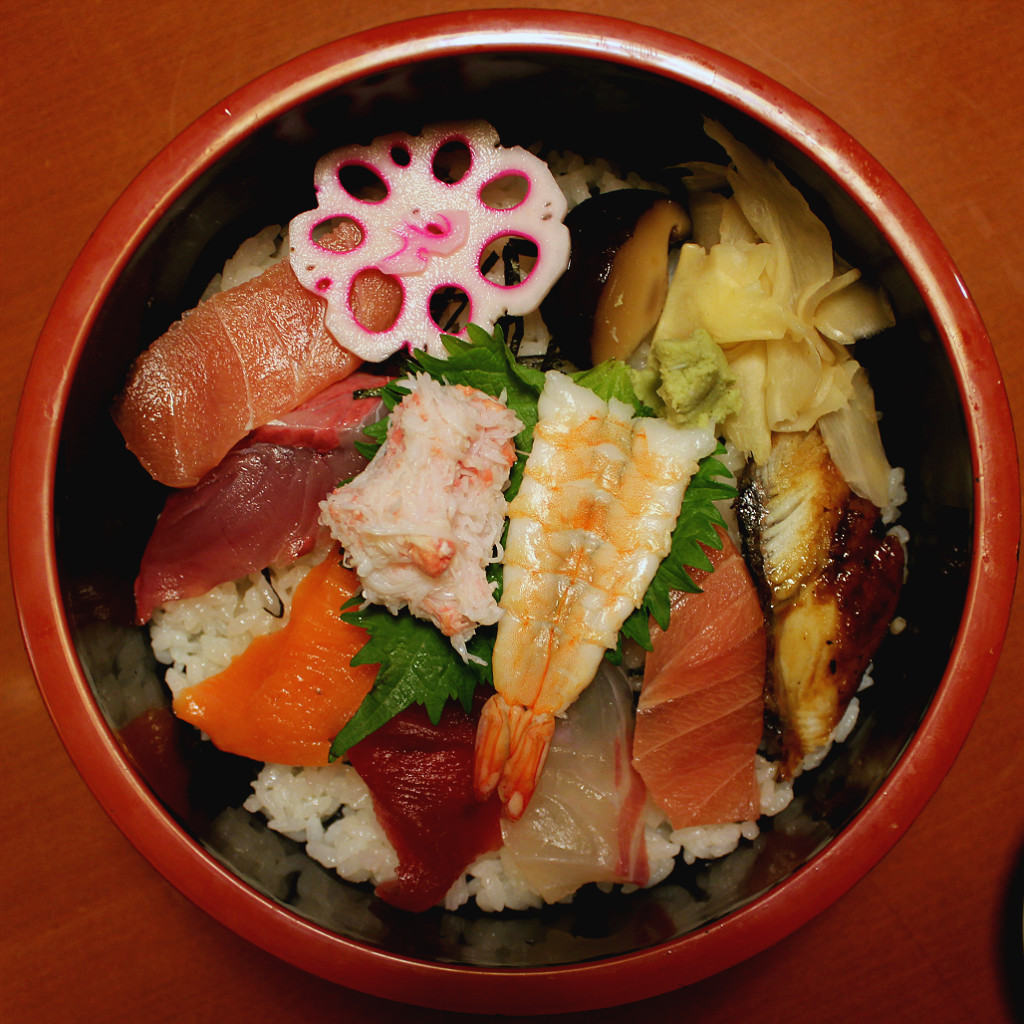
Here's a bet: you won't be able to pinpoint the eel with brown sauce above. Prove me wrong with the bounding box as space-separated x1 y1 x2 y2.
736 427 904 775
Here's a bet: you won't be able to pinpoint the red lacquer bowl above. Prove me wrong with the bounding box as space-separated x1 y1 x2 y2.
8 10 1019 1014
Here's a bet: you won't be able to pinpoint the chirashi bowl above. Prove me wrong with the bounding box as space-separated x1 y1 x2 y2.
8 10 1019 1014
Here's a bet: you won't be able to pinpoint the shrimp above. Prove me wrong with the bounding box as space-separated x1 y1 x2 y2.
474 371 717 819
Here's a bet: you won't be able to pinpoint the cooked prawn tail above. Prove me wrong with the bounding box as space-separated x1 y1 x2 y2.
474 693 555 820
500 707 555 821
473 694 511 801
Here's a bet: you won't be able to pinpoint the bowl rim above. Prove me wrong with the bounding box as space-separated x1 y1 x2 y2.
8 8 1021 1014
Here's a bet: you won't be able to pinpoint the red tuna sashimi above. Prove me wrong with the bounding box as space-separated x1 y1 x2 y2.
249 371 391 451
347 696 502 913
134 376 387 622
633 532 766 830
500 661 649 903
112 222 401 488
134 442 365 623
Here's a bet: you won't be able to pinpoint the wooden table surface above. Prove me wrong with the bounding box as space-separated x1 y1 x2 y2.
3 2 1022 1021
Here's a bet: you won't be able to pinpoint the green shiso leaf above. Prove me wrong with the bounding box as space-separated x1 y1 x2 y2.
329 325 736 754
329 601 493 759
570 360 653 415
619 444 736 645
426 324 547 429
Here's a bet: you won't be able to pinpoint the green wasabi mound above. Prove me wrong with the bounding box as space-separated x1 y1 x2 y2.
631 329 740 429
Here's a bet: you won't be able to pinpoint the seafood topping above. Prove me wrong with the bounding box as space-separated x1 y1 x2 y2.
134 375 387 623
288 120 571 361
737 427 904 771
113 233 366 489
248 370 390 451
500 661 650 902
320 374 523 660
634 531 765 829
348 694 502 913
134 442 366 625
475 370 718 820
171 550 377 767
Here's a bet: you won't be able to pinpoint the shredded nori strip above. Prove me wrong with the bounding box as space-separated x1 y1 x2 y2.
259 568 284 618
502 239 521 286
498 313 526 355
479 249 500 277
427 286 471 334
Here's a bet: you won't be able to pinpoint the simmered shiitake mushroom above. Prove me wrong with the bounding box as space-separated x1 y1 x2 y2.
542 190 690 367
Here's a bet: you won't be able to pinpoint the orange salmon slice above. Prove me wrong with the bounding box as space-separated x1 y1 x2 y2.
632 532 766 829
172 549 377 766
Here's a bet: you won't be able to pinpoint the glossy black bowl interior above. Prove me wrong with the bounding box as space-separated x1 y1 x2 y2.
55 51 971 966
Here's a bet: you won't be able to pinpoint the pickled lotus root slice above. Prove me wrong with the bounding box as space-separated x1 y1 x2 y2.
288 121 571 360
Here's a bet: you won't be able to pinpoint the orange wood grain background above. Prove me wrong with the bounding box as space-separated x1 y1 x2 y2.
3 2 1022 1021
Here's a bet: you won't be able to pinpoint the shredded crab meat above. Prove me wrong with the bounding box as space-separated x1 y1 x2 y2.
319 375 522 660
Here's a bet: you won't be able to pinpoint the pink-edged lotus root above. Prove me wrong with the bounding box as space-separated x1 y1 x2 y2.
288 121 570 359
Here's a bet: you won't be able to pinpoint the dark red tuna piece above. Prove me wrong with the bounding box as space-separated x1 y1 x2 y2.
134 376 389 623
134 442 365 623
348 697 502 913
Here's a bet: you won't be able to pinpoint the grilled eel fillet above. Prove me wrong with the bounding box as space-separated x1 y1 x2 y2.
736 428 904 774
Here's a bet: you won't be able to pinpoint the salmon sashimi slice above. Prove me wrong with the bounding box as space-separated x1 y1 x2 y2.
633 532 766 830
113 223 401 488
172 549 377 766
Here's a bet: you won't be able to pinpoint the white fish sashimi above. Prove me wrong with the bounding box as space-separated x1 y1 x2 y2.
499 661 649 902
